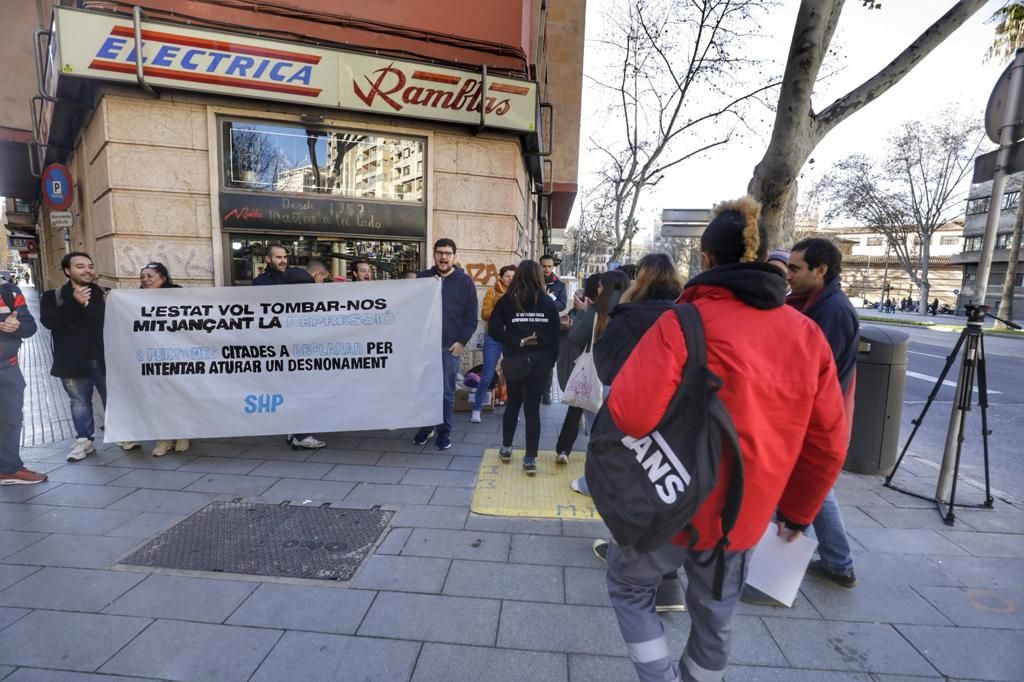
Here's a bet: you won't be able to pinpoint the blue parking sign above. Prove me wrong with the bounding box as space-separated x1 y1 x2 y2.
42 163 74 211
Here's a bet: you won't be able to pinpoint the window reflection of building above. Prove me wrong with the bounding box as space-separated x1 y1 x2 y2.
230 236 421 285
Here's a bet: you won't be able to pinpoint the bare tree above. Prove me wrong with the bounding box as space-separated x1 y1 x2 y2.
564 193 616 279
750 0 989 246
824 110 983 314
590 0 778 262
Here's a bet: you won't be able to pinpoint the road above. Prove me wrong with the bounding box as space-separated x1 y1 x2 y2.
870 323 1024 503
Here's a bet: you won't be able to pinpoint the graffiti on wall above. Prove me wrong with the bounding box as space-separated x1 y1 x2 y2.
465 262 500 286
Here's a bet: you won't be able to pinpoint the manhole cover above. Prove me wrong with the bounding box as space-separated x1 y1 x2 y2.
118 501 393 581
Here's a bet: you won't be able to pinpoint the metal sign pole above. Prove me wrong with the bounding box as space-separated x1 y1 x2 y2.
936 48 1024 502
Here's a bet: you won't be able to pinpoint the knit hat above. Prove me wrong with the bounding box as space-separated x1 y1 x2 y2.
766 248 790 265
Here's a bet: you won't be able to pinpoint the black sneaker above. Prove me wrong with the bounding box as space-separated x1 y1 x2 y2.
592 539 609 564
523 456 537 475
655 578 686 613
498 446 512 463
413 428 435 446
436 432 452 450
807 559 857 588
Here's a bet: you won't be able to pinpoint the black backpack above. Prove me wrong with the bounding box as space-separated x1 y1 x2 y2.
584 303 744 599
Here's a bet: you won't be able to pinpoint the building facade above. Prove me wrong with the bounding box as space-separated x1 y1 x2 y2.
10 1 584 291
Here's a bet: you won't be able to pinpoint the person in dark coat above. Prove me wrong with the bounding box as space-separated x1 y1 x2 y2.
554 273 601 460
0 279 44 484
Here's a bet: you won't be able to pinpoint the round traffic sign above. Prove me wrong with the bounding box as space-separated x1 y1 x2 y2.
41 163 74 211
985 62 1024 145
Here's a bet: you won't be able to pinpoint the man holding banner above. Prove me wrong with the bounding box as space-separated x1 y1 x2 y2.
414 239 478 451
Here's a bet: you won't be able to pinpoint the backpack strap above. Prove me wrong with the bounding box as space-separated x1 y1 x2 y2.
674 301 745 601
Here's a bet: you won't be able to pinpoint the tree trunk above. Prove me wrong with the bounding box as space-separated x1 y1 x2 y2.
918 241 931 317
995 195 1024 329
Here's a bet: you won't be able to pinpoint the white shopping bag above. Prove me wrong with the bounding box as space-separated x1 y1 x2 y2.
561 322 603 413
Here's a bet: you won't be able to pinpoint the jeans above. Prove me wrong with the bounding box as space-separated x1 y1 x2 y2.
502 352 553 458
439 351 461 435
473 334 502 411
60 361 107 440
0 366 26 474
556 406 584 454
810 488 854 573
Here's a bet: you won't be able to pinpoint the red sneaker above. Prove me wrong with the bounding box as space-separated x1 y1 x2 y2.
0 468 48 485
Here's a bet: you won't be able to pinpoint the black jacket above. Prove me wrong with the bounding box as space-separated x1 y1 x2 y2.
0 283 37 369
40 282 106 378
252 267 314 286
789 277 859 394
488 291 560 366
557 308 594 389
545 275 567 312
594 298 676 386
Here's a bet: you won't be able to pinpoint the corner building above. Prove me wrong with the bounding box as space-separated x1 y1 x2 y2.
31 1 584 289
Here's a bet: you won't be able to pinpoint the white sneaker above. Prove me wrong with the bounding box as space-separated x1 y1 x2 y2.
67 437 95 462
555 452 569 464
119 441 140 451
174 439 191 453
152 440 174 457
290 435 325 450
470 410 482 423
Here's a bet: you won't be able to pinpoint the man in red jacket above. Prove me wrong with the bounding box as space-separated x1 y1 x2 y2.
601 197 849 682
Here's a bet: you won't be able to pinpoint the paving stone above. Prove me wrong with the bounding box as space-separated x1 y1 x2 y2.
23 483 136 509
402 528 510 562
897 624 1024 681
0 481 62 503
560 519 612 538
227 582 375 634
568 654 638 682
444 559 563 603
100 619 281 681
497 601 623 655
1 670 158 681
926 554 1023 589
0 564 40 591
951 510 1024 534
429 487 473 506
391 504 468 530
305 449 382 466
832 489 897 507
725 667 874 681
0 606 29 630
3 534 140 569
873 485 941 509
459 432 500 445
0 610 150 671
464 515 563 536
375 527 412 554
834 506 884 529
105 452 196 471
19 507 141 535
360 591 499 646
448 456 482 472
761 618 937 675
413 643 567 682
376 453 453 470
913 586 1024 629
509 534 601 568
847 551 960 587
733 586 825 619
938 530 1024 558
105 469 205 491
847 528 969 555
176 456 263 475
0 566 146 612
861 506 971 530
183 473 277 496
255 478 356 503
345 483 435 505
352 554 450 594
564 567 609 607
0 530 47 559
104 574 258 623
684 614 789 667
43 465 133 485
0 664 11 679
250 631 419 682
401 468 477 488
800 579 951 625
232 442 313 460
0 502 55 531
248 459 334 480
435 442 487 457
105 512 187 539
322 463 408 484
108 488 215 515
170 440 254 458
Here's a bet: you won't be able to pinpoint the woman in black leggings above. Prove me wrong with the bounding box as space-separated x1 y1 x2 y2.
488 260 560 475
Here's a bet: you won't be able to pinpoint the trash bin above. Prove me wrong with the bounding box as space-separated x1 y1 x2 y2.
845 326 909 475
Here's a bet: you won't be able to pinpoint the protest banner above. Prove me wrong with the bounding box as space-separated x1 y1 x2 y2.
103 279 442 441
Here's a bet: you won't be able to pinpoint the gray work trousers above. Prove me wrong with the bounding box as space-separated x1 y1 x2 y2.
606 541 751 682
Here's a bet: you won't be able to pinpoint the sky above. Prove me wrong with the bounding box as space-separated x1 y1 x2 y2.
576 0 1008 236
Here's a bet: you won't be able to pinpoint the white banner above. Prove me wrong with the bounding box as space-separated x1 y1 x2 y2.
103 280 442 441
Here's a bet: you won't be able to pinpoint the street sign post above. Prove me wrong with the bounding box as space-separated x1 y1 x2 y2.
50 211 73 229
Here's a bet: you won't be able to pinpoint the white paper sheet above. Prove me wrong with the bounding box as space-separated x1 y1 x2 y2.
744 524 818 607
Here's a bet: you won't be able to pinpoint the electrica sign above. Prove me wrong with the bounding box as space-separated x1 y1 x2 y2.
41 163 74 211
52 7 537 133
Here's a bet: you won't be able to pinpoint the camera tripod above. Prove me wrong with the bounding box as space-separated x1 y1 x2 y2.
884 304 1006 525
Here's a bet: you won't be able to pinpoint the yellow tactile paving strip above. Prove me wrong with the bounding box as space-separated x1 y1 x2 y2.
471 449 601 520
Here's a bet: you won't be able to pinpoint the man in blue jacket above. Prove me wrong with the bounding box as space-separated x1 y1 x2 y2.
0 280 44 484
415 238 478 450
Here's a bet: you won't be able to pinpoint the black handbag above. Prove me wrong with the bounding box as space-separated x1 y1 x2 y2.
501 353 533 383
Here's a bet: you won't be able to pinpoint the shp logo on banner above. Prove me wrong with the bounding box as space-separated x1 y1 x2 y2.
103 280 442 442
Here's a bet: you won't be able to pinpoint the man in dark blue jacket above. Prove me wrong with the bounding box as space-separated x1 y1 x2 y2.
539 254 566 404
415 238 478 450
786 238 859 588
0 280 45 484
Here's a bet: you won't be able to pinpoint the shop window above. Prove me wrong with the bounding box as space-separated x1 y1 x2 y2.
964 236 982 251
996 233 1012 249
12 198 33 214
222 120 425 202
1005 191 1020 210
966 196 990 215
940 235 960 246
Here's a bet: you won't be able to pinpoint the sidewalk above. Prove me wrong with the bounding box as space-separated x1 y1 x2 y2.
0 293 1021 680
